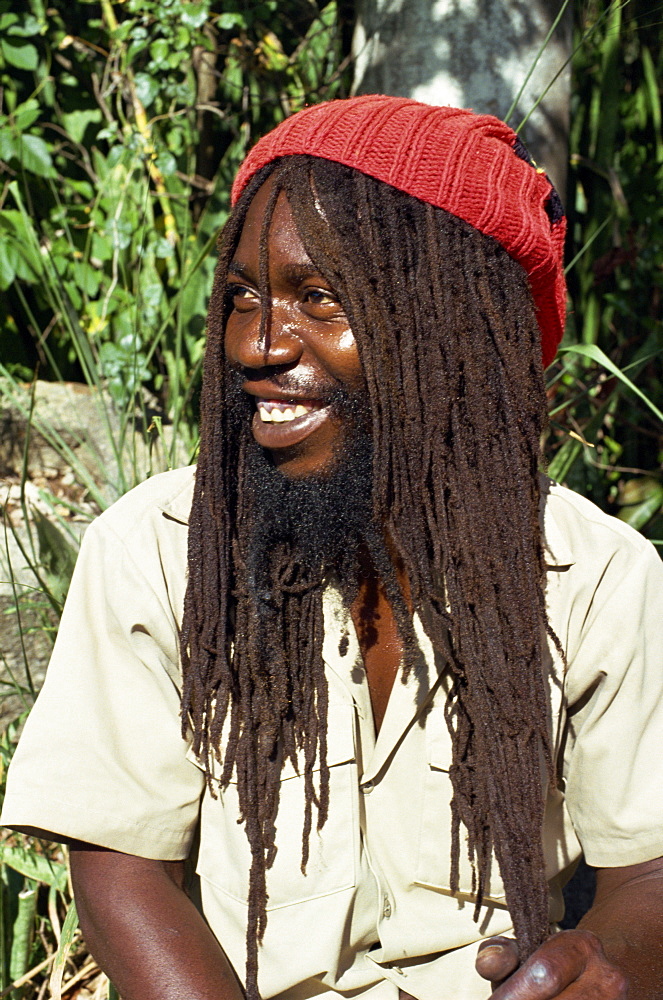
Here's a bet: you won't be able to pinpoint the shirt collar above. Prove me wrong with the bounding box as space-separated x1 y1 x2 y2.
540 475 576 568
157 466 196 525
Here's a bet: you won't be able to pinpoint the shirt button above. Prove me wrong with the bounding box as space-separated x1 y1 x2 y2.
360 780 374 793
382 894 392 918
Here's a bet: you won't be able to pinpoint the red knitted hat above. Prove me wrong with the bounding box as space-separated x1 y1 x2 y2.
232 94 567 368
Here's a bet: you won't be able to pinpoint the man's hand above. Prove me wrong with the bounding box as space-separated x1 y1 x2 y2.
475 930 627 998
475 856 663 998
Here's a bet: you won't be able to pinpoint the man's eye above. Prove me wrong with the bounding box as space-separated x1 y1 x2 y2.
304 288 337 306
227 283 258 309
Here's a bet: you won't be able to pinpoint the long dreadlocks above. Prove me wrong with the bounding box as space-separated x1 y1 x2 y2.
181 155 555 1000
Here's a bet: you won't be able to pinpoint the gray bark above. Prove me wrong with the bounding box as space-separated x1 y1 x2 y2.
352 0 573 198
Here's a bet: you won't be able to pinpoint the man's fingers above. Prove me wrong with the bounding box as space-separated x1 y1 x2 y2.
488 951 579 1000
487 930 627 1000
475 937 520 983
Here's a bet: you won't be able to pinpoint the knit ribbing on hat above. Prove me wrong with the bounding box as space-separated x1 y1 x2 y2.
231 95 567 367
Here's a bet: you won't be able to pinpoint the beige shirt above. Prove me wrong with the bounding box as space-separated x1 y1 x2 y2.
3 466 663 1000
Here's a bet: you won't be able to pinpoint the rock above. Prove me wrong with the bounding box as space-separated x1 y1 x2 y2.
0 379 191 505
0 379 193 728
0 594 52 727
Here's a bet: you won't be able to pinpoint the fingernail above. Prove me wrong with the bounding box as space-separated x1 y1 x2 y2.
478 945 504 958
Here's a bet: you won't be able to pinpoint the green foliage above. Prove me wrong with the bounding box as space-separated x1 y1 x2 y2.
0 716 72 998
545 0 663 545
48 899 78 1000
0 0 349 441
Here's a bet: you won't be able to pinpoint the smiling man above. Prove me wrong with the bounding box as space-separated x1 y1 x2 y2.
3 96 663 1000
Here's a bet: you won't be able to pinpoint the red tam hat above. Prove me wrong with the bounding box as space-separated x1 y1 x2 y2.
232 94 567 368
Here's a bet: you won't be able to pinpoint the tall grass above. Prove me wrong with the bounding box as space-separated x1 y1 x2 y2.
545 0 662 543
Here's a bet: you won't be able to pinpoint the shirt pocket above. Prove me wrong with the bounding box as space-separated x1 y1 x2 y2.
414 702 507 903
191 700 358 910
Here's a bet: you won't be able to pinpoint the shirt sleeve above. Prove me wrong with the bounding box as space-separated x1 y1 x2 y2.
562 538 663 868
1 511 204 860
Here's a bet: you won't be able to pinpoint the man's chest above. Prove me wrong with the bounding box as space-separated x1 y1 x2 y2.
350 573 404 735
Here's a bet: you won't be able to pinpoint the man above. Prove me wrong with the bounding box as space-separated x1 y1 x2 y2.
3 96 663 1000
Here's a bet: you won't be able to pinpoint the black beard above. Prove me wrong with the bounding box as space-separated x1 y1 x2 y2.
224 370 414 683
242 404 375 599
224 368 381 603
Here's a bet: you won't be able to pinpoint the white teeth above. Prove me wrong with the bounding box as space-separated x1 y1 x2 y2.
257 402 310 423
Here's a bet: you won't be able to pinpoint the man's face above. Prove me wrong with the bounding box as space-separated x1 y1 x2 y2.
224 176 365 479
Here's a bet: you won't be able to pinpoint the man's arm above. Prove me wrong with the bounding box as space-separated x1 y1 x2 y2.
70 843 245 1000
475 856 663 999
577 856 663 996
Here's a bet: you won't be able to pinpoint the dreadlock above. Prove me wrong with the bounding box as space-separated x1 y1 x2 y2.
181 154 555 999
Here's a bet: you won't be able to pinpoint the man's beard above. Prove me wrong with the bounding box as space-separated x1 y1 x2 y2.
244 404 375 599
226 373 379 604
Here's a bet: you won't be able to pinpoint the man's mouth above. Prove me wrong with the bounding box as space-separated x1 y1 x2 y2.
250 396 331 450
256 399 318 423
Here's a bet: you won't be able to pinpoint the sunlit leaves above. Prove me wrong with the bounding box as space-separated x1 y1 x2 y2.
547 1 663 540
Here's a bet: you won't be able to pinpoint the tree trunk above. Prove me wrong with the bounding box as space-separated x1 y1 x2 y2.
352 0 573 199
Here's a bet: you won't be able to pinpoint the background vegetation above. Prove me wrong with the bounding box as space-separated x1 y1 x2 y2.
0 0 660 995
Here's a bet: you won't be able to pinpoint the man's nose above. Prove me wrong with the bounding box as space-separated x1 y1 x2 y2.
228 304 304 370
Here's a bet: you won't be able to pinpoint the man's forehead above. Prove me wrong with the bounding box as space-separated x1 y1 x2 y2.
230 180 330 285
228 258 324 285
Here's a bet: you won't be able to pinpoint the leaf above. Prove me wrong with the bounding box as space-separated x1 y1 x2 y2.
258 30 288 72
91 229 114 263
172 24 190 51
547 393 611 484
59 108 102 144
31 506 79 604
49 899 79 1000
155 149 177 176
0 208 43 279
0 844 68 891
0 239 18 289
73 259 102 298
292 2 338 92
217 11 245 30
180 2 207 29
13 98 40 131
0 38 38 69
617 478 663 531
546 436 582 484
641 46 663 162
0 128 52 176
17 133 55 176
0 128 17 161
133 71 160 108
6 14 41 36
149 37 169 63
0 13 20 31
559 344 663 425
9 883 38 985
